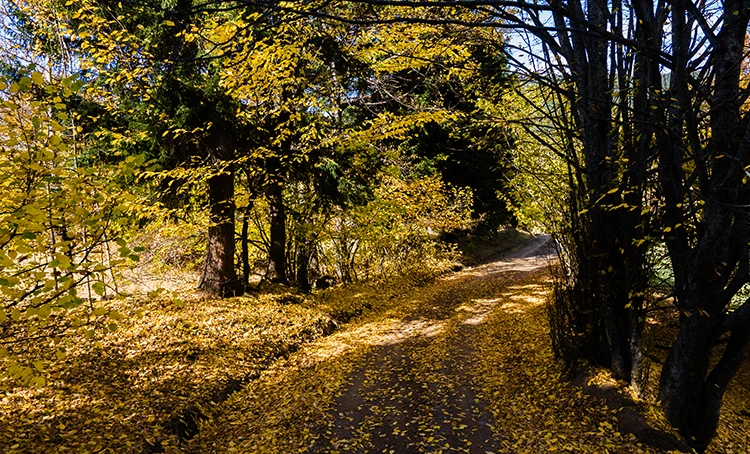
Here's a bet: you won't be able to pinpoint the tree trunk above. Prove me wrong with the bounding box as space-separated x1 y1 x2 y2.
296 242 311 292
654 4 750 448
267 181 287 284
628 304 646 396
695 329 750 449
542 0 650 385
659 299 750 451
198 169 243 297
241 210 250 288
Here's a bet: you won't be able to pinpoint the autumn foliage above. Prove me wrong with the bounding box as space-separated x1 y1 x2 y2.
1 0 749 453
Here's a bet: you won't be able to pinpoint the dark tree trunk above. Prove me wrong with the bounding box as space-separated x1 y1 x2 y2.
568 209 645 383
198 169 243 297
628 305 646 396
544 0 650 386
696 329 750 447
295 242 311 292
654 2 750 449
241 209 250 288
658 312 714 445
659 313 750 451
267 181 287 284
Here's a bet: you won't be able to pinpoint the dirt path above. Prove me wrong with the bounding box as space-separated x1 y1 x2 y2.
190 236 674 453
305 236 554 453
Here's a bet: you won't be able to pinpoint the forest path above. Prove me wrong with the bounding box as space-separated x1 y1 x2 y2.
191 235 616 454
305 235 555 453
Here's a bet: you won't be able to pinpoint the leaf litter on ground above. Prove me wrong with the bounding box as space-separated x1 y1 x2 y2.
1 235 748 453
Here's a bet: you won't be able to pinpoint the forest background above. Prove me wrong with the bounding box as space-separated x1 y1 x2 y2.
0 0 749 453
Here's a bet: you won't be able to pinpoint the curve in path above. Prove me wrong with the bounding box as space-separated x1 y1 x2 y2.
307 236 555 454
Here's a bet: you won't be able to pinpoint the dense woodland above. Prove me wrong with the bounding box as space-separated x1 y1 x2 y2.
0 0 749 453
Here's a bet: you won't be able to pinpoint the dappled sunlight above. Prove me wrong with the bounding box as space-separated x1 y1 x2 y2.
458 297 502 325
456 297 501 313
186 240 558 454
300 320 403 363
508 282 548 294
508 293 546 307
479 256 552 274
1 236 570 453
286 316 449 369
376 319 446 345
462 314 488 325
497 301 526 314
442 238 554 283
472 268 656 453
441 256 546 281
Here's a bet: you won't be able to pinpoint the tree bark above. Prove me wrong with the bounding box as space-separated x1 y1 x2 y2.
266 181 287 284
296 242 311 292
654 3 750 449
198 169 243 297
544 0 650 385
241 209 251 288
659 311 750 451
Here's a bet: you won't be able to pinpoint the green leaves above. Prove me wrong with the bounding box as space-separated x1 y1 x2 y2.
92 282 106 296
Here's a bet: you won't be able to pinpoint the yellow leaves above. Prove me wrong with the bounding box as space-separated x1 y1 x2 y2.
92 307 108 317
37 304 52 319
54 253 72 271
0 76 139 354
164 20 176 27
633 238 647 247
363 110 456 142
31 71 44 86
357 21 470 76
92 282 106 296
2 272 369 449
